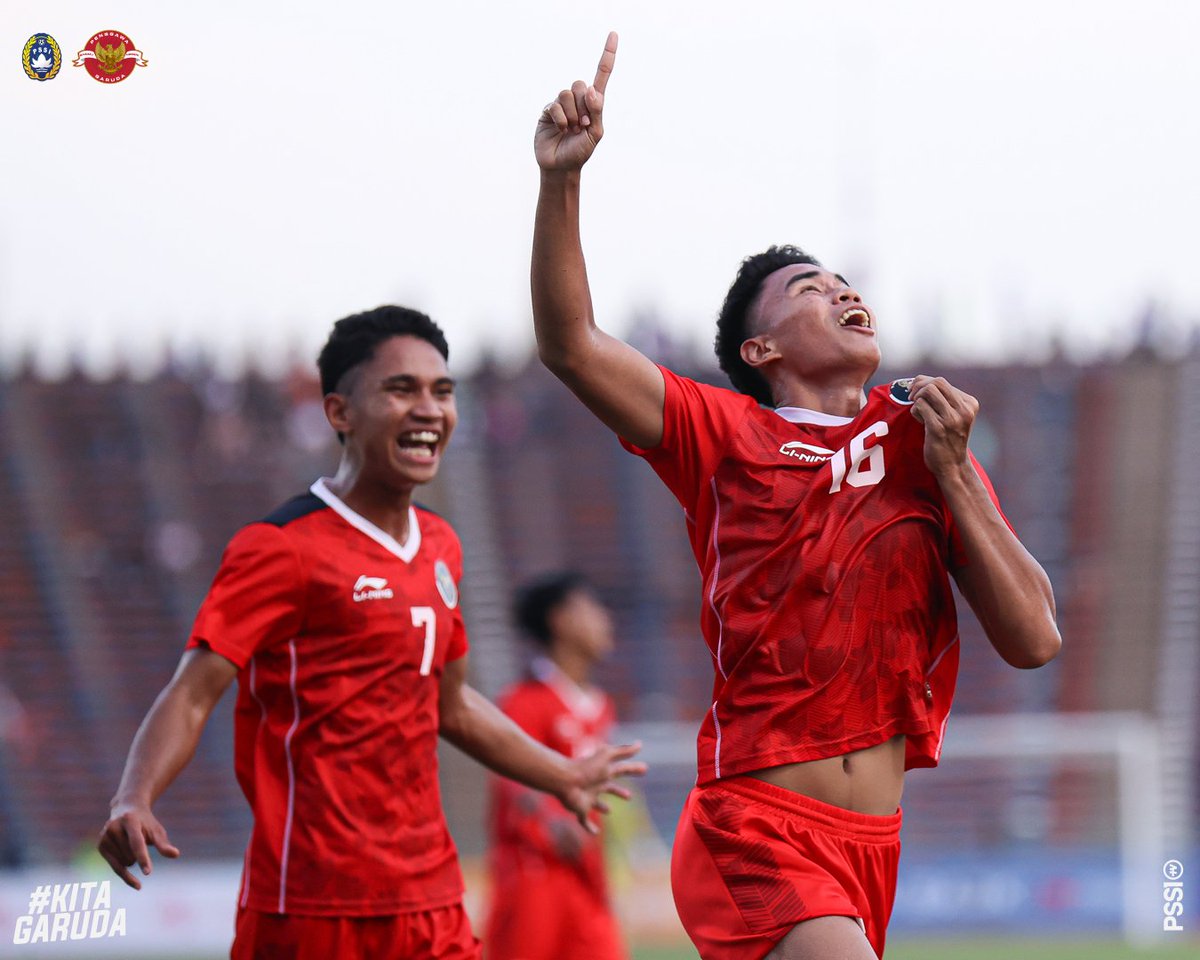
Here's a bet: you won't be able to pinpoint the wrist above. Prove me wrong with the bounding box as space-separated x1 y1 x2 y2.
111 791 150 812
540 168 582 190
554 753 581 802
933 457 979 493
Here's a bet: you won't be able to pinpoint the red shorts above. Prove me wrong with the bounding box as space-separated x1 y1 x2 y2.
232 903 481 960
671 776 902 960
485 859 626 960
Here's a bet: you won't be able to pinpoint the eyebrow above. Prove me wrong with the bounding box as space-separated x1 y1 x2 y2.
784 271 852 291
380 374 456 388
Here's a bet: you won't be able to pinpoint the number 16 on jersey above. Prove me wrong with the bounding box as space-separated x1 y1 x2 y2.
829 422 889 494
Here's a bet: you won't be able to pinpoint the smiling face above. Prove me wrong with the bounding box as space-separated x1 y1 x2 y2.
324 334 457 493
742 264 881 395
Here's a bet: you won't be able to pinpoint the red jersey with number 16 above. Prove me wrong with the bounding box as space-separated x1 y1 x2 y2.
186 478 468 916
620 367 1010 785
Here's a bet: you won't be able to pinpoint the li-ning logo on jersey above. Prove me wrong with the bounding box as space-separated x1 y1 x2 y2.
353 575 394 602
779 440 836 465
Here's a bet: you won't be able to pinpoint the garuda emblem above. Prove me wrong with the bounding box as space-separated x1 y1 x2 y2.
74 30 148 84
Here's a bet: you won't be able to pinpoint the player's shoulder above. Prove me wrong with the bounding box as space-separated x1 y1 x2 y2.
259 492 328 528
225 493 327 549
414 501 460 543
498 677 554 716
661 363 758 411
219 496 321 568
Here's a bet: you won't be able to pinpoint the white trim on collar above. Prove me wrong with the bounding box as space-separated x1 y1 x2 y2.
531 656 605 722
772 406 855 426
310 478 421 563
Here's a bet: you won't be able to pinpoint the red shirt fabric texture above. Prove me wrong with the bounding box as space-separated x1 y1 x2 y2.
487 659 616 902
620 367 1010 784
187 478 469 916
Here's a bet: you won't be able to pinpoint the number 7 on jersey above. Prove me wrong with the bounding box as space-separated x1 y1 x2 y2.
411 606 436 676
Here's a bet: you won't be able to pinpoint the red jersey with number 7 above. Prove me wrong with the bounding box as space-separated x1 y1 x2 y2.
185 478 468 915
620 367 1011 785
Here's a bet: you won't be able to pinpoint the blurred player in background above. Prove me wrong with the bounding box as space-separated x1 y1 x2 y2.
530 35 1061 960
97 307 644 960
485 572 627 960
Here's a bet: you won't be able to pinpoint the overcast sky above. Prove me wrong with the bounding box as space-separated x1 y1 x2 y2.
4 1 1199 378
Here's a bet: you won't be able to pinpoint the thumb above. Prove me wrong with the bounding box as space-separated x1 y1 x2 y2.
586 86 605 138
151 824 180 859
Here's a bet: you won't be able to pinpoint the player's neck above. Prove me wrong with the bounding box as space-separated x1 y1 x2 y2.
550 647 593 687
770 374 867 418
324 468 414 542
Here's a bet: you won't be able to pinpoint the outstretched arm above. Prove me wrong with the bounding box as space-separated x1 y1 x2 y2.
438 657 645 832
532 32 666 449
97 648 237 888
910 375 1062 668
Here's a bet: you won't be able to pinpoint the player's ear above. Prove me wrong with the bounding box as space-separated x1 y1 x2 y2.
740 335 779 371
323 392 353 438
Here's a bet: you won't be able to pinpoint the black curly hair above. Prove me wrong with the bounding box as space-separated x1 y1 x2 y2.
514 571 591 649
714 245 822 406
318 305 449 398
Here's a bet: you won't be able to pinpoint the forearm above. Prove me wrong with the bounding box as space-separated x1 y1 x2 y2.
111 684 209 808
941 463 1061 668
441 685 574 799
531 170 598 372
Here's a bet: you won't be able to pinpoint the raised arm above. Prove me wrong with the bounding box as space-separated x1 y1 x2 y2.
533 32 665 449
909 375 1062 669
438 657 644 832
98 648 237 888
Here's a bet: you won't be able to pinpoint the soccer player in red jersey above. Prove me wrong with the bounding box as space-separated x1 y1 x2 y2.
530 35 1062 960
485 573 628 960
97 307 645 960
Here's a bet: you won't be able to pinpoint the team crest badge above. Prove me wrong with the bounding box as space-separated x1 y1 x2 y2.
889 378 915 405
74 30 148 83
23 34 62 81
434 560 458 609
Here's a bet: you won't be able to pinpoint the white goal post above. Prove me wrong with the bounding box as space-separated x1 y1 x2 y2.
622 711 1166 947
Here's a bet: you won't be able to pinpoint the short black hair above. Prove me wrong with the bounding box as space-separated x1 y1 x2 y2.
317 305 450 397
714 245 822 406
514 572 590 648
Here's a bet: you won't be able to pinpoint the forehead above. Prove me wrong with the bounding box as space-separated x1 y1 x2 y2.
759 263 840 299
362 334 450 380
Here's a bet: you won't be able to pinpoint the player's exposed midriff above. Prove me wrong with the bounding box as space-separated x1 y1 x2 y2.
746 733 906 816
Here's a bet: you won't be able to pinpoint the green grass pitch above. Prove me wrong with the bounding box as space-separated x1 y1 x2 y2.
631 938 1198 960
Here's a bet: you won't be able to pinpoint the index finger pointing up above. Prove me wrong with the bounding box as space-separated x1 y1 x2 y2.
594 31 618 94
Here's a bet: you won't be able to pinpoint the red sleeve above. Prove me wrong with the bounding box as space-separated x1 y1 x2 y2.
946 453 1016 569
186 523 305 669
619 365 755 511
444 528 469 662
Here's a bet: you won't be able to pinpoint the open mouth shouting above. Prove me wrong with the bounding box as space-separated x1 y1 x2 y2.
397 430 442 460
837 307 873 332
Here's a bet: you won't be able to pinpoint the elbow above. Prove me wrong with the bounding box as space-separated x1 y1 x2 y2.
535 339 570 375
1008 625 1062 670
535 337 589 381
